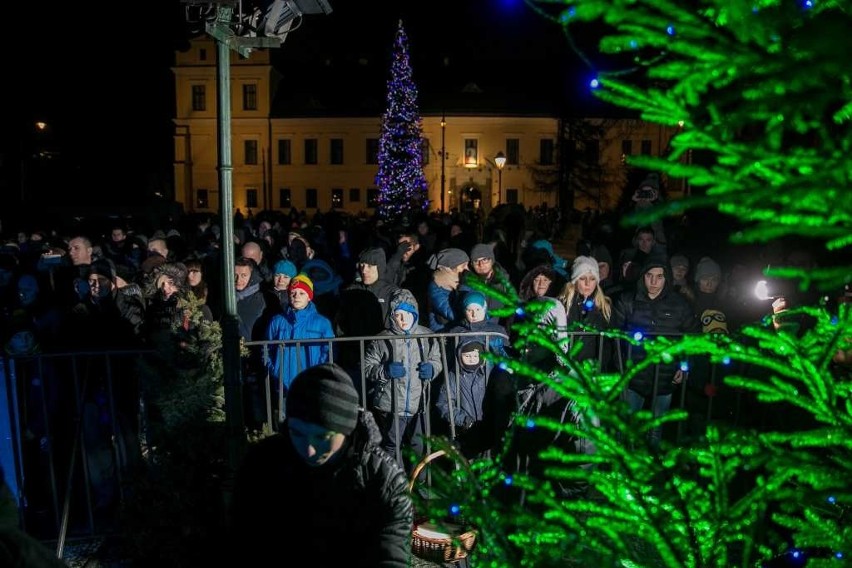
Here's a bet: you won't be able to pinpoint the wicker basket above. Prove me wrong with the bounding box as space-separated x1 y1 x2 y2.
409 450 477 563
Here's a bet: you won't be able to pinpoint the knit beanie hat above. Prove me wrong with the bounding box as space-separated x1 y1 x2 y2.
694 257 721 283
670 254 689 270
591 244 612 267
470 243 495 262
358 247 387 271
273 259 297 278
286 363 360 435
462 291 487 309
700 309 728 334
571 255 600 283
428 248 469 270
89 258 117 281
289 273 314 301
460 340 485 355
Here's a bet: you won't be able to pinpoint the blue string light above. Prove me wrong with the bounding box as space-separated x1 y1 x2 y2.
590 77 600 89
680 361 690 372
515 306 526 317
633 331 644 341
525 418 536 429
828 495 836 504
583 299 595 311
666 24 676 36
722 356 732 366
449 504 461 516
503 475 513 486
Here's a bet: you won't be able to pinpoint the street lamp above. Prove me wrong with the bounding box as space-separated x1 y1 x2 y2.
494 151 506 204
440 114 446 212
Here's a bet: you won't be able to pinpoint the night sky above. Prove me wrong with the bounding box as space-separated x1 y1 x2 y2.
2 0 594 213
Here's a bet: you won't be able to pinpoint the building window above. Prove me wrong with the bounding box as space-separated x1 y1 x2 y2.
641 139 652 155
366 138 379 165
305 188 318 208
199 48 207 61
305 139 318 165
278 139 291 165
191 85 206 111
506 188 519 204
506 138 520 165
279 188 291 208
242 84 258 111
332 188 344 208
584 139 600 164
349 187 360 203
621 140 633 156
539 139 554 165
421 139 430 165
244 140 258 165
196 189 209 209
366 188 379 208
246 188 258 209
463 139 478 167
330 138 344 165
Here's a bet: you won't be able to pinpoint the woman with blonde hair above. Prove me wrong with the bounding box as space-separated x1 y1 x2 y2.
558 255 613 365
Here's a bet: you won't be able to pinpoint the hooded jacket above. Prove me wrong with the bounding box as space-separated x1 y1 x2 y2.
364 288 443 416
611 256 699 396
436 337 492 428
232 410 413 567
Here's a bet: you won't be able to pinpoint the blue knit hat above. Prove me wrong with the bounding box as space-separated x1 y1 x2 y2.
462 291 487 309
273 259 297 278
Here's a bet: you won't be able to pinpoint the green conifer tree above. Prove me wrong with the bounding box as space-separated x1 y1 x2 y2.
419 1 852 566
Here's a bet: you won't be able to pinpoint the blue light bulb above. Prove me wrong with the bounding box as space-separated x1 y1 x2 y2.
666 24 676 36
590 78 600 89
525 418 535 429
449 504 460 516
722 356 732 366
515 307 525 317
828 495 836 504
498 361 508 371
583 299 595 311
633 331 644 341
680 361 690 372
504 476 513 486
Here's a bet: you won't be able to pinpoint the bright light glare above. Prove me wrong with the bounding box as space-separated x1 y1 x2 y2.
754 280 772 300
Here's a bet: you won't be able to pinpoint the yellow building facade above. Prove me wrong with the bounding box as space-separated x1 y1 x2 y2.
173 39 685 216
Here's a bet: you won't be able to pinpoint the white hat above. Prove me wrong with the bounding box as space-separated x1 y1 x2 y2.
571 255 600 283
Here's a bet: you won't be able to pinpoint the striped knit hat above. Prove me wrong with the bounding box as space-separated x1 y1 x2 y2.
288 273 314 301
286 363 360 435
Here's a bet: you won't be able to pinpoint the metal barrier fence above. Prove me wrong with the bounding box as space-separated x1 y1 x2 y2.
1 331 749 553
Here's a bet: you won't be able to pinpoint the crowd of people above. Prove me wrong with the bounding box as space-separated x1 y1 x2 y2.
1 196 850 564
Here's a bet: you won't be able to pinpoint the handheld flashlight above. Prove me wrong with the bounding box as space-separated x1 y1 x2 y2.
754 280 780 301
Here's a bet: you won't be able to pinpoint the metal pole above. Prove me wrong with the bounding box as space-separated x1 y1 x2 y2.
498 168 502 204
216 36 245 473
440 113 446 212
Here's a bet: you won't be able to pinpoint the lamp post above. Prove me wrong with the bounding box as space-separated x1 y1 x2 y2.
494 150 506 205
182 0 333 473
440 113 446 212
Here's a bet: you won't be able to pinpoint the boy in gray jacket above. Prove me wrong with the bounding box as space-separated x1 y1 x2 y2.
364 288 443 470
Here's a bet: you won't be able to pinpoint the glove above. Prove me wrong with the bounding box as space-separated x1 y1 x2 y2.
386 361 406 379
417 362 434 381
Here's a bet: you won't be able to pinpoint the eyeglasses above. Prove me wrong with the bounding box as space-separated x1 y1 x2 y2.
473 258 492 265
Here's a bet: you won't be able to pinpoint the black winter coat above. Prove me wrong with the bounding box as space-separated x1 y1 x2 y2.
611 261 699 396
232 411 414 567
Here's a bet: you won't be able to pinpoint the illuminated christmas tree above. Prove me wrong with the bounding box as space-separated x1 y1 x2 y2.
417 1 852 566
375 20 429 223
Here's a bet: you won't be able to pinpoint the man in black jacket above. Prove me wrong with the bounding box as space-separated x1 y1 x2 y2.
611 255 699 448
232 363 413 567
